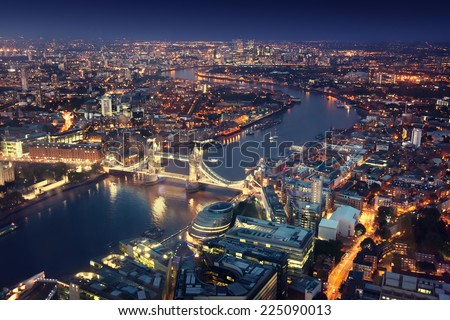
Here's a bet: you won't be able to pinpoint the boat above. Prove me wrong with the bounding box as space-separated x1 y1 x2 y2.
142 225 165 240
335 100 347 108
270 127 278 141
0 223 19 238
291 96 302 103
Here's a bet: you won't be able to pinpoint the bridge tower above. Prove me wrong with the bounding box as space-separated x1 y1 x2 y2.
148 139 163 173
186 143 203 192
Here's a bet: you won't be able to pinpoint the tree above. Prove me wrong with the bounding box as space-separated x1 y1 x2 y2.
1 191 25 209
360 237 375 250
355 223 366 236
91 163 104 174
413 207 448 252
379 227 392 240
53 162 69 179
42 170 56 181
417 261 436 274
314 240 344 263
68 171 86 182
369 183 381 193
378 206 395 222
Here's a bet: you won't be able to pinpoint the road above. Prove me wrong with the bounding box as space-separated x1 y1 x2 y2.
325 203 378 299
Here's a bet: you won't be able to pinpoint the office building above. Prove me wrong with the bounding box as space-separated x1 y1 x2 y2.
4 272 63 300
101 95 113 117
380 272 450 300
311 177 323 206
29 143 103 162
318 219 339 241
233 39 244 54
225 216 314 279
335 191 364 210
48 129 84 144
411 128 422 148
283 177 333 212
21 69 28 92
1 133 48 158
262 185 287 223
202 237 288 298
288 276 322 300
0 162 15 186
287 199 321 235
71 254 166 300
318 205 360 240
188 202 234 240
120 238 172 273
172 243 278 300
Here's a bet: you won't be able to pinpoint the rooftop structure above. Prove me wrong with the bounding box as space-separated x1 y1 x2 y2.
71 254 166 300
120 238 172 273
225 216 314 278
173 248 278 300
380 272 450 300
202 237 289 298
318 205 360 239
262 185 287 223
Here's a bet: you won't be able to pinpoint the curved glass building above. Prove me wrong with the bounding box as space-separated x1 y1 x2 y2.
189 202 234 240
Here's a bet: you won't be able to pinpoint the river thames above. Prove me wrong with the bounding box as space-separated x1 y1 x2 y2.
0 69 360 288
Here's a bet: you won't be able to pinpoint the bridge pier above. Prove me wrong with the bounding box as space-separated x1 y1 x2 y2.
185 180 202 193
108 140 248 192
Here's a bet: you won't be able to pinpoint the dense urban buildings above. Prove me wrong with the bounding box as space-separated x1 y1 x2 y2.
0 37 449 302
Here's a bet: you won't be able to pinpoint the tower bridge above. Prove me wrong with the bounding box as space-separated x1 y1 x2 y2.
105 140 247 192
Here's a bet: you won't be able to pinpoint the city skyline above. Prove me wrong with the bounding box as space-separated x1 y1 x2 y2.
1 0 450 41
0 7 449 304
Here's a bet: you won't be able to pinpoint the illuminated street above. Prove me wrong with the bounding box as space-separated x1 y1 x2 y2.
325 204 378 300
0 2 450 304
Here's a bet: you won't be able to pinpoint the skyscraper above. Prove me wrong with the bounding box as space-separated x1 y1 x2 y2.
411 128 422 148
311 176 323 206
288 200 321 235
51 74 58 87
101 95 113 117
21 69 28 92
233 39 244 54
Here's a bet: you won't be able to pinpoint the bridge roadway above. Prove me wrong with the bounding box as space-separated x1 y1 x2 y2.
107 153 245 190
159 171 244 191
152 152 189 162
108 166 244 191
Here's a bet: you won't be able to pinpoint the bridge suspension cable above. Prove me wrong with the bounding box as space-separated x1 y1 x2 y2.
199 162 245 187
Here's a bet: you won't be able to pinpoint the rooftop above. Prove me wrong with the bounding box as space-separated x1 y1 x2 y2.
319 219 339 229
226 216 313 249
330 205 360 222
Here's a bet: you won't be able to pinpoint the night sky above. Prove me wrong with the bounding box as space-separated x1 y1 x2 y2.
1 0 449 41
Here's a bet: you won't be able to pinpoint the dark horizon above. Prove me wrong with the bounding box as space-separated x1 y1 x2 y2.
0 0 449 42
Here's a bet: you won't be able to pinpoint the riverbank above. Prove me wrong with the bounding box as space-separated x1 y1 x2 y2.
296 84 368 117
196 69 367 119
0 173 108 226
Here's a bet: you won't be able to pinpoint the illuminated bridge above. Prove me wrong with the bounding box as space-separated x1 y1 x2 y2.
105 140 247 191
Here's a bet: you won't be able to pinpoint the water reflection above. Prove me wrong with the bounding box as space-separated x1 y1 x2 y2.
0 177 237 287
152 196 167 225
166 68 360 181
109 181 118 203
